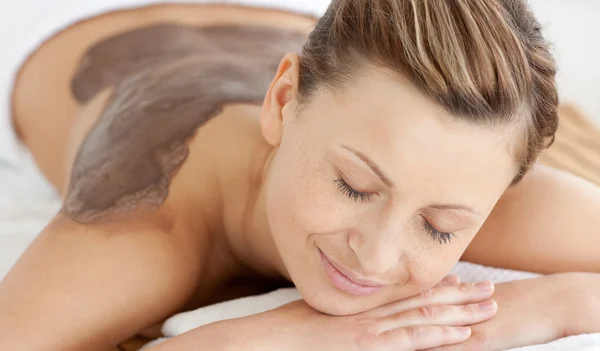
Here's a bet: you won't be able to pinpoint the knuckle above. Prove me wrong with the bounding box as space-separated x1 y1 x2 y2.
440 325 454 336
406 326 424 342
462 303 477 315
419 305 436 319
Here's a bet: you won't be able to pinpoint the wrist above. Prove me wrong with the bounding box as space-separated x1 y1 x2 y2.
146 316 279 351
557 273 600 337
147 305 302 351
231 309 299 351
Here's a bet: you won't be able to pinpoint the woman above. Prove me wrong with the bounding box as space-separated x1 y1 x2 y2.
1 0 600 350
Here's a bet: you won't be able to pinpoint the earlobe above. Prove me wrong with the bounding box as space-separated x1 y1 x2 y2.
260 53 300 146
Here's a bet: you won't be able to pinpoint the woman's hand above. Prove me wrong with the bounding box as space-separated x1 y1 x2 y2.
258 275 497 351
427 273 600 351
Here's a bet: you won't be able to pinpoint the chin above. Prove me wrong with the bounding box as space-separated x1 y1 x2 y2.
300 289 366 316
293 278 382 316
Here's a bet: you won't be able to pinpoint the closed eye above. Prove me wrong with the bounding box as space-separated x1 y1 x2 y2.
422 217 456 244
335 178 374 203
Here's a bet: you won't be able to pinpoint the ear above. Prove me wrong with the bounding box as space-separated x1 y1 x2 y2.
260 53 300 147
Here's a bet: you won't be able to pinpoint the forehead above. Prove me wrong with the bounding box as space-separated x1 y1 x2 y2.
301 68 519 209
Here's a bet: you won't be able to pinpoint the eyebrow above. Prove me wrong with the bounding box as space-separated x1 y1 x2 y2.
342 145 395 188
429 204 481 218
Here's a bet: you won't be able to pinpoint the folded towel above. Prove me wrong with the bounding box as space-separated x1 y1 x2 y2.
143 262 599 350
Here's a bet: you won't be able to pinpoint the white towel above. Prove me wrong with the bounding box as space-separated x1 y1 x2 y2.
142 262 600 350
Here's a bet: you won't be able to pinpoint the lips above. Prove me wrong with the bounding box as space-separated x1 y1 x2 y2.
318 249 386 297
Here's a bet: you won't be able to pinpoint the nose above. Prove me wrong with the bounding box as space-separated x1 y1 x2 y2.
348 219 403 276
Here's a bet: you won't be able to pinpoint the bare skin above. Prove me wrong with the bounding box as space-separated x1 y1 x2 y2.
6 5 315 349
64 24 307 223
3 3 600 351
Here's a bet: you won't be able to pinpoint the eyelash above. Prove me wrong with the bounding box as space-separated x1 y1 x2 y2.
335 178 373 203
422 218 456 245
335 178 456 245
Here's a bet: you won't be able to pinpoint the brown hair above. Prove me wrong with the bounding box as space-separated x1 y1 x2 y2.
298 0 559 184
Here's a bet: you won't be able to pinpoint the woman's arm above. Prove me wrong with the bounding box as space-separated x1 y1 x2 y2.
463 163 600 274
431 272 600 351
0 213 205 351
147 277 498 351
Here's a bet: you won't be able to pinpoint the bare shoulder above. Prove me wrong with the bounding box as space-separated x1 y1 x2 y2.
464 163 600 273
500 163 600 204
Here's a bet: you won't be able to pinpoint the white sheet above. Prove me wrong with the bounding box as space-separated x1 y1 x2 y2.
0 154 60 279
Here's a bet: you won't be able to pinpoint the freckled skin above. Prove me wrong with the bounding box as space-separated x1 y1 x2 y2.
64 24 307 223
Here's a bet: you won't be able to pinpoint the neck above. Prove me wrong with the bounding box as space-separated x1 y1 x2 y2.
217 135 290 282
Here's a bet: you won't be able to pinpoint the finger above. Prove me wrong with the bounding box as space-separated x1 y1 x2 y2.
379 299 497 331
380 325 471 350
371 281 494 317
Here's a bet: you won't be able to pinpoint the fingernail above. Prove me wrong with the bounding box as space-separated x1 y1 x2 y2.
456 327 471 336
476 281 494 292
478 300 497 311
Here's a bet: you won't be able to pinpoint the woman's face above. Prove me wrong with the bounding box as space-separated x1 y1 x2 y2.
263 63 519 316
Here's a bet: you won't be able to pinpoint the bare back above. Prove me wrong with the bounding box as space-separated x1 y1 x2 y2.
12 4 315 191
4 5 314 349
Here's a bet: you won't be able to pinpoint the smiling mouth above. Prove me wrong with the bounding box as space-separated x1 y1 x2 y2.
318 249 386 297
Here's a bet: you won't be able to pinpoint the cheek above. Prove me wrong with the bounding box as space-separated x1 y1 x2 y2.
380 212 489 294
266 149 349 238
404 237 473 291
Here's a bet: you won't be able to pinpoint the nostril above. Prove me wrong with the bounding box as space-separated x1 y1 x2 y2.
347 227 403 276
